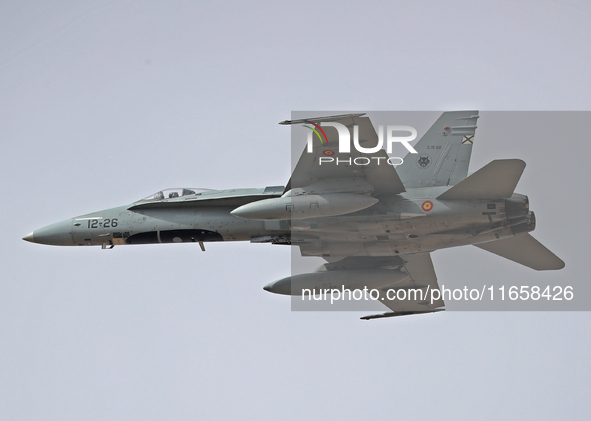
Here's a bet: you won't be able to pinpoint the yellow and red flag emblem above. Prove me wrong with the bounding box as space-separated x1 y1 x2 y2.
421 201 433 212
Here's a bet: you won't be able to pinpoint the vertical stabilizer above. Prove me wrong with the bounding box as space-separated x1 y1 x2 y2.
396 111 479 188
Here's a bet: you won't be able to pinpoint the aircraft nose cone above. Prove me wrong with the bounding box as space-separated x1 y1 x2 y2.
22 232 35 243
24 219 74 246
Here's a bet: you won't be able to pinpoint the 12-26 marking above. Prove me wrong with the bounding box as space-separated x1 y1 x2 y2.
87 218 118 228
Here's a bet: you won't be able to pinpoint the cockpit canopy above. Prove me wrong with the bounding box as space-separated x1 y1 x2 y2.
137 188 213 202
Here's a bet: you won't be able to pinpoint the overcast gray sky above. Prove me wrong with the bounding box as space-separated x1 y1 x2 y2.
2 1 590 420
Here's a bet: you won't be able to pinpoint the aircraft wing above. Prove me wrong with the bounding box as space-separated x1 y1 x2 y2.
282 114 443 319
360 252 445 320
283 114 406 197
316 253 445 320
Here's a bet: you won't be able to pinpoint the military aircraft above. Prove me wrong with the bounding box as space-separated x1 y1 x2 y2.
23 111 564 320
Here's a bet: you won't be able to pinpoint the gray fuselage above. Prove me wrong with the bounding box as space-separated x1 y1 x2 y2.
23 186 534 258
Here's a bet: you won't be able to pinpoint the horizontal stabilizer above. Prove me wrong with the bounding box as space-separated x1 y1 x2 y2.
474 233 565 270
437 159 526 200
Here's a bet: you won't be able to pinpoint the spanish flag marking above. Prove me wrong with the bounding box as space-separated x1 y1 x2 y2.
421 201 433 212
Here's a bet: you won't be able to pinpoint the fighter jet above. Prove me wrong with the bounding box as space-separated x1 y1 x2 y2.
23 111 564 320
